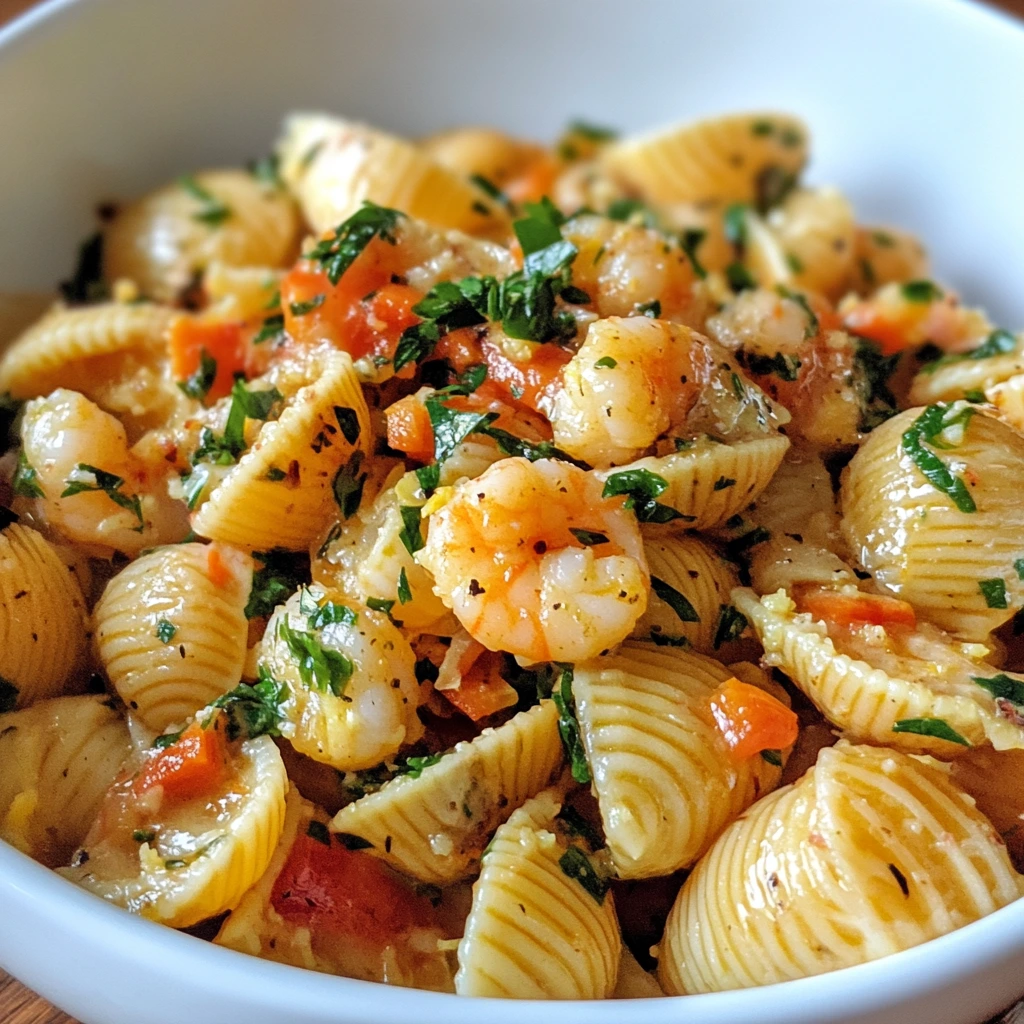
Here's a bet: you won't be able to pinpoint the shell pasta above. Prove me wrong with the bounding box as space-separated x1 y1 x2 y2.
1 105 1022 1004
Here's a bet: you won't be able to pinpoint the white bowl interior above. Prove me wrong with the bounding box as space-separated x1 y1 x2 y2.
2 1 1024 1022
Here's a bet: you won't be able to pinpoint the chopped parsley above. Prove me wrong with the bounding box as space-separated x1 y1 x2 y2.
636 299 661 318
397 566 412 605
594 356 617 369
401 752 443 778
12 450 43 499
398 505 425 555
332 450 367 518
900 279 944 303
601 469 689 525
299 588 358 629
245 548 310 619
207 665 289 741
132 829 156 844
737 349 801 382
979 578 1009 609
713 604 748 649
972 673 1024 708
0 675 18 713
278 616 353 697
892 717 969 746
760 749 783 767
920 329 1017 375
177 347 217 403
650 576 700 623
333 406 361 445
306 820 331 846
726 262 756 292
61 464 144 531
289 294 325 317
550 666 591 784
155 619 177 644
470 173 513 213
178 175 232 227
558 845 607 905
680 228 708 279
854 339 900 432
306 201 403 285
1015 559 1024 581
900 404 977 514
194 380 283 464
152 729 184 749
755 165 798 213
566 119 618 142
366 596 396 615
253 313 285 346
247 153 283 190
557 805 605 850
569 528 610 546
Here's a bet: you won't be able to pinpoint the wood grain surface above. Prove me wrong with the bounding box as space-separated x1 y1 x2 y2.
1 0 1024 1020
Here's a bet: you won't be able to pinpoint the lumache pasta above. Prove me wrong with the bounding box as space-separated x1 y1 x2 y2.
1 107 1022 1001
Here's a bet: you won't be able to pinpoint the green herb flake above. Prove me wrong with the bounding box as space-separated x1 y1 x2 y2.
594 356 617 369
278 616 353 697
775 285 819 339
265 467 287 482
786 251 805 274
397 566 412 605
245 548 310 620
760 749 783 767
398 505 425 555
558 845 607 904
637 299 661 318
567 119 618 142
854 339 900 432
713 476 736 491
132 829 156 844
557 805 605 850
651 576 700 623
713 604 748 649
333 406 361 445
469 174 513 212
253 313 285 346
61 464 144 531
0 675 18 713
550 666 591 784
155 619 177 644
680 228 708 279
332 451 368 519
920 329 1017 375
289 294 325 317
601 468 690 525
366 596 396 615
979 578 1009 609
247 153 283 190
306 820 331 846
12 450 44 499
569 528 610 547
892 717 969 746
900 404 977 514
306 201 403 285
727 260 759 291
402 752 443 779
1015 559 1024 581
972 672 1024 709
900 279 944 303
177 347 218 403
178 175 232 227
152 729 184 749
208 665 290 741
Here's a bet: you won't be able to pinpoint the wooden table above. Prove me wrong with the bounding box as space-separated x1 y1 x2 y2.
3 0 1024 1019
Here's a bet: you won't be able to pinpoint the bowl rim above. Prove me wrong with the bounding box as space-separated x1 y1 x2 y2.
2 0 1024 1018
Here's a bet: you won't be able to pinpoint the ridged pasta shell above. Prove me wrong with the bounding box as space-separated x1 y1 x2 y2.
0 302 179 400
192 346 372 551
908 333 1024 406
422 127 545 185
841 406 1024 640
601 112 808 206
260 587 423 771
573 642 782 878
332 701 564 883
93 542 252 731
659 742 1024 993
0 695 131 867
276 114 511 241
734 587 1024 754
986 372 1024 433
455 788 621 999
766 187 856 299
631 533 739 652
0 523 88 707
104 170 299 303
597 435 789 531
59 734 288 928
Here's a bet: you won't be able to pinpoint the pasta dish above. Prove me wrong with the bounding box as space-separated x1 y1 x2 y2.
1 110 1022 999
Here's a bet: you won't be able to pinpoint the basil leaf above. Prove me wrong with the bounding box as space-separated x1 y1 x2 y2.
713 604 748 649
650 576 700 623
558 845 607 905
972 673 1024 708
61 463 144 531
208 665 290 741
900 404 977 514
900 279 944 303
306 201 403 285
979 578 1009 609
277 617 353 697
601 469 688 524
398 505 424 555
550 666 591 784
892 717 969 746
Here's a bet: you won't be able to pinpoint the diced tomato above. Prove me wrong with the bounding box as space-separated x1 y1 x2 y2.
440 648 518 721
168 318 246 402
206 544 231 589
134 722 229 802
280 239 422 365
795 586 917 630
708 678 799 762
271 830 437 943
385 394 435 463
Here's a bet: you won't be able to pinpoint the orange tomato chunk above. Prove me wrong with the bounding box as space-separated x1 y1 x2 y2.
168 318 246 401
708 677 799 762
440 649 519 721
385 394 434 463
796 587 917 630
134 722 229 802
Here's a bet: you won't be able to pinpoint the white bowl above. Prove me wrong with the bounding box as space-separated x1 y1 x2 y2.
2 1 1024 1022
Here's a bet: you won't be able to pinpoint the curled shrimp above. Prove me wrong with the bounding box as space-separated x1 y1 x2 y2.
417 457 649 663
550 315 785 468
18 389 188 556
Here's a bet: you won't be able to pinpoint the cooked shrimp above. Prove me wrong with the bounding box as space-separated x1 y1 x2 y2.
550 315 785 467
260 586 424 770
18 389 188 556
563 214 707 327
417 457 649 663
